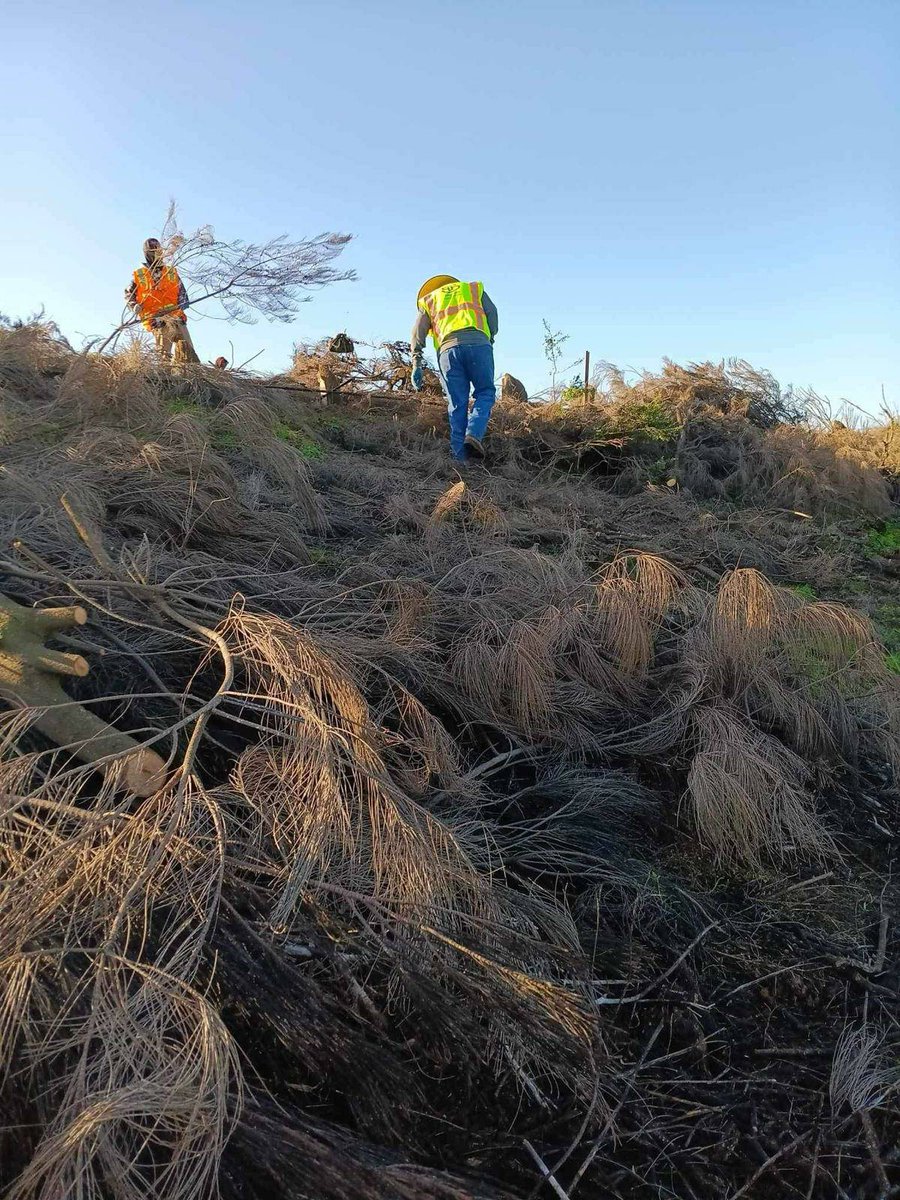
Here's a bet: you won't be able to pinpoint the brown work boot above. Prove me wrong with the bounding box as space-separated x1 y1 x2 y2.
464 434 486 460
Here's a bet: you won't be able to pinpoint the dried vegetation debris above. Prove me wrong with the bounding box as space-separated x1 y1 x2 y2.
493 357 900 519
0 317 899 1199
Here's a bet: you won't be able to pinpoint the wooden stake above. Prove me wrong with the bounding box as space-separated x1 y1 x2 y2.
583 350 590 406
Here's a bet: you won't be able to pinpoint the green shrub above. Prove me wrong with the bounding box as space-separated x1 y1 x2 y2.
645 456 677 485
559 382 597 406
34 421 65 445
608 398 681 444
788 583 817 601
211 429 239 451
275 422 324 459
866 520 900 555
874 602 900 670
165 396 206 419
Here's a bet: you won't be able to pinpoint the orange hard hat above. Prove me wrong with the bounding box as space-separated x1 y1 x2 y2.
417 275 458 306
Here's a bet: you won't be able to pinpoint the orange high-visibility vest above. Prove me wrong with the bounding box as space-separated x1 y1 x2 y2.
419 280 489 355
133 266 186 330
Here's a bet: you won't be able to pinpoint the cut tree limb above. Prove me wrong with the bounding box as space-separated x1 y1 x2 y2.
0 592 167 796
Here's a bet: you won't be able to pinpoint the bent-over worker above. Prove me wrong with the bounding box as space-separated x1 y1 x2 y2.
411 275 498 461
125 238 199 364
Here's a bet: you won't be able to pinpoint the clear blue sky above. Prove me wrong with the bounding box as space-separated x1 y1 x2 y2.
2 0 898 410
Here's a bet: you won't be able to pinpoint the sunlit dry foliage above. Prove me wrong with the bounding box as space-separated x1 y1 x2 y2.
0 319 898 1199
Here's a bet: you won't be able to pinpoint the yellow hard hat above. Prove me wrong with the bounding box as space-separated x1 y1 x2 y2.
417 275 458 306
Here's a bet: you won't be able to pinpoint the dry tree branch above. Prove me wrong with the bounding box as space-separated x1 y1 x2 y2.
94 199 355 353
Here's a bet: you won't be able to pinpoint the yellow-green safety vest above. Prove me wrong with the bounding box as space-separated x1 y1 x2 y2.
419 280 489 355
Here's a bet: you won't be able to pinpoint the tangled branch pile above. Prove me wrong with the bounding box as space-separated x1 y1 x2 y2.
288 336 442 398
495 358 900 518
1 319 899 1199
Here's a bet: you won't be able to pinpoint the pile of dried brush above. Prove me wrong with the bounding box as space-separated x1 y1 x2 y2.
1 318 899 1200
288 337 442 400
483 358 900 518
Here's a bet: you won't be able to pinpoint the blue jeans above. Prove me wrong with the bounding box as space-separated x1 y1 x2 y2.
438 342 497 459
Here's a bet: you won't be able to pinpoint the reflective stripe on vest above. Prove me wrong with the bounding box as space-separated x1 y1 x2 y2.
419 280 488 354
133 266 186 330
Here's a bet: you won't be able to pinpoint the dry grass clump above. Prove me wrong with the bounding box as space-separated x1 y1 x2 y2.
0 322 898 1200
218 607 597 1097
0 760 241 1200
677 411 897 516
427 482 508 540
594 552 694 675
222 606 489 920
54 349 162 427
633 361 899 515
709 565 782 667
0 315 72 402
685 705 829 867
615 358 807 428
680 569 900 861
830 1023 900 1116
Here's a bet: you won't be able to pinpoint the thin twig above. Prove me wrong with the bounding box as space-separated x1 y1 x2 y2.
594 922 719 1005
568 1021 665 1194
859 1110 890 1199
524 1140 572 1200
834 912 890 975
724 1128 811 1200
753 1046 830 1059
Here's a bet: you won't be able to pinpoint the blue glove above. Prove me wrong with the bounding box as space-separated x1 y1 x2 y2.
411 364 424 391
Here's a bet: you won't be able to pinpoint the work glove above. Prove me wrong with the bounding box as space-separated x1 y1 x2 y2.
411 364 424 391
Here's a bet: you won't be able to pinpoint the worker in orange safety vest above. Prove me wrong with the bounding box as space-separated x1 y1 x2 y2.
125 238 199 364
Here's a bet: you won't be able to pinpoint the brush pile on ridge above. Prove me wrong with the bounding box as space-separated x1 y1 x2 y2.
1 315 899 1200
